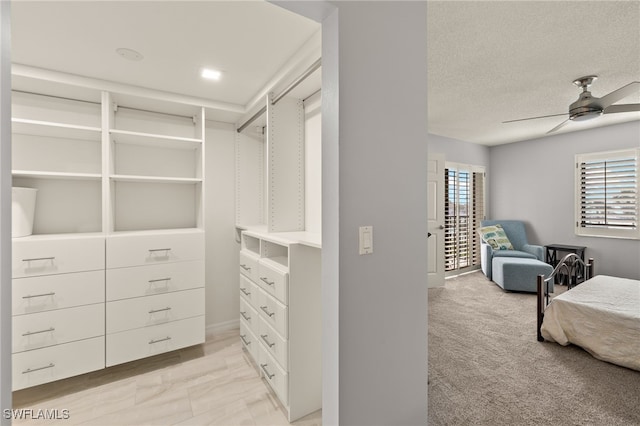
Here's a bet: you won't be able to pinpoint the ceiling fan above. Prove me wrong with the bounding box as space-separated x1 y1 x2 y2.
504 76 640 134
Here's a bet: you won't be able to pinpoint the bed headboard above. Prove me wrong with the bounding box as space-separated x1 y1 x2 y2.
536 253 595 342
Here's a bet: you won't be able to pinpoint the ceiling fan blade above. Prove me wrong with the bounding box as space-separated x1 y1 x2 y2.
503 112 568 124
546 118 570 134
603 103 640 114
598 81 640 108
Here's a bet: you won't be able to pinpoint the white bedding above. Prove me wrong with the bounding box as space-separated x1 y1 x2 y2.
541 275 640 371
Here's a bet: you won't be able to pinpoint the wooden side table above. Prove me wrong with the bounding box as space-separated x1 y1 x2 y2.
545 244 586 286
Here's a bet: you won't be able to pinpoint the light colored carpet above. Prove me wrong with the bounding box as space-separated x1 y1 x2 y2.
428 271 640 426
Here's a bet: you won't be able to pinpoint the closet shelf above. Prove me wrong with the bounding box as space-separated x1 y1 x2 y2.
109 129 202 149
12 170 102 180
110 174 202 184
11 118 101 141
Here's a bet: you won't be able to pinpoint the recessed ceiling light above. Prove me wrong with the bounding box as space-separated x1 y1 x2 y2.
116 48 144 61
201 68 222 81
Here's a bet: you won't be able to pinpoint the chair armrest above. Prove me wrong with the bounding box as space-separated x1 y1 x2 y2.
522 244 544 261
481 243 494 278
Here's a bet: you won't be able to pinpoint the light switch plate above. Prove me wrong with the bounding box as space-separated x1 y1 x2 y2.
359 226 373 255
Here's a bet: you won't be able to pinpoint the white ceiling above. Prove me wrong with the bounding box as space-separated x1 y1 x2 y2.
11 0 321 123
11 1 640 146
428 1 640 145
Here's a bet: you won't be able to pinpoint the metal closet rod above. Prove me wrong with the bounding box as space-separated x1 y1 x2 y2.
237 58 322 133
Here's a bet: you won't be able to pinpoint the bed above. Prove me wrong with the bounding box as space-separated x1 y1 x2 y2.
537 254 640 371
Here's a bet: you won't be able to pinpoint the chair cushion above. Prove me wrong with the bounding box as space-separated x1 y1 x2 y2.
478 224 514 250
492 249 536 259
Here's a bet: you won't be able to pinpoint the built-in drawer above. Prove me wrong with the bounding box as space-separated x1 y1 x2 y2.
257 259 288 304
106 260 204 301
239 250 259 283
12 236 105 278
257 316 288 370
240 296 259 331
239 274 260 311
240 318 258 361
256 287 288 339
106 315 204 367
13 304 104 353
13 336 104 391
106 230 204 269
106 288 204 334
258 344 289 406
12 270 105 315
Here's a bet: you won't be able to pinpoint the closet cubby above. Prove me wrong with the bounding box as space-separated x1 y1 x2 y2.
11 83 103 237
261 240 289 269
241 233 261 256
106 92 205 234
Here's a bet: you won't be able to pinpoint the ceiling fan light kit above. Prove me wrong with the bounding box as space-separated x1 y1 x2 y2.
504 75 640 134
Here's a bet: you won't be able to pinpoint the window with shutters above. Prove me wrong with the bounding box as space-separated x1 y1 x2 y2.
576 148 639 240
444 163 485 274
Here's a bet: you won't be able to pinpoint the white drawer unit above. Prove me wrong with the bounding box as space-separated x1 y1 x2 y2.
106 230 204 269
12 235 105 278
12 270 104 315
106 316 204 367
239 250 260 282
13 336 105 391
11 234 106 391
256 287 288 339
239 296 259 331
257 316 288 370
239 318 258 361
257 259 289 304
105 229 205 367
106 260 204 301
258 344 289 406
238 230 321 422
106 288 204 333
239 274 260 311
13 304 104 353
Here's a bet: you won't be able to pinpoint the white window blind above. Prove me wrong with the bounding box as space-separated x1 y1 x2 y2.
444 164 485 273
576 149 639 239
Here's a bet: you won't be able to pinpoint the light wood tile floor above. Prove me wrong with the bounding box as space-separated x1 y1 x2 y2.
12 329 321 426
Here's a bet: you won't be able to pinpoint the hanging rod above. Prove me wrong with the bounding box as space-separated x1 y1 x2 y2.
237 58 322 133
115 105 195 121
12 89 101 105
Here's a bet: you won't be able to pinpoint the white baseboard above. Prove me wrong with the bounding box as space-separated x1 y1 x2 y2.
205 318 240 338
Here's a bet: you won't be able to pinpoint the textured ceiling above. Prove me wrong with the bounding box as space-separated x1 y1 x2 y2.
427 1 640 145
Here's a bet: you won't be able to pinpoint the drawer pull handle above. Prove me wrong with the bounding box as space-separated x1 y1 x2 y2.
22 292 55 299
149 277 171 284
149 336 171 345
260 334 276 348
260 277 275 286
260 306 275 317
260 363 275 380
22 327 55 336
148 307 172 314
240 287 251 296
240 311 251 321
240 334 251 346
149 248 171 254
22 363 55 374
22 257 55 263
240 264 251 271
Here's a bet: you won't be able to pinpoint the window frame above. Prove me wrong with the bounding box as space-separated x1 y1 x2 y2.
575 148 639 240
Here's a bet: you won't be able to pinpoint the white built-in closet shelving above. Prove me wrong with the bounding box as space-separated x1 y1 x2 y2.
235 92 322 421
10 74 205 390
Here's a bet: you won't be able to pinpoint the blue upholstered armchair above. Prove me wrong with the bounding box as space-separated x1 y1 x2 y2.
480 220 545 279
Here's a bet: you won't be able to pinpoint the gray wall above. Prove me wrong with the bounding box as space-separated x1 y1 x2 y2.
428 132 491 171
489 121 640 279
335 2 428 425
